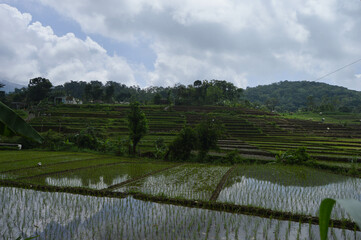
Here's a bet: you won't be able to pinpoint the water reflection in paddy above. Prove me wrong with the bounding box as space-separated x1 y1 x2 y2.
2 187 358 239
218 168 361 220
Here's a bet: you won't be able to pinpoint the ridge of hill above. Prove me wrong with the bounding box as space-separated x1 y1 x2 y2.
244 80 361 112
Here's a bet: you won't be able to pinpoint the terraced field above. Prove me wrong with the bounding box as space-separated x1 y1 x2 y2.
27 104 361 163
1 151 360 239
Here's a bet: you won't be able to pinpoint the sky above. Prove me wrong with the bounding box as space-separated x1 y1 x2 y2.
0 0 361 90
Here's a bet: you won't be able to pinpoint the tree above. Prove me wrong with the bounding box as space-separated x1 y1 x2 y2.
0 83 5 103
89 81 103 101
127 101 148 154
153 93 161 105
27 77 53 104
104 83 115 103
167 125 197 161
195 118 223 160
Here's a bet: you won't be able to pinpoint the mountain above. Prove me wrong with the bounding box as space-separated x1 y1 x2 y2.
244 81 361 112
0 80 25 93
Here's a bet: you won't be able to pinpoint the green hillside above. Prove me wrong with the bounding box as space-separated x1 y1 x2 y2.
244 80 361 112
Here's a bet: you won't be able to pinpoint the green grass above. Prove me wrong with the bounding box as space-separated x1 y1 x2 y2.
0 154 99 172
282 111 361 124
2 157 131 180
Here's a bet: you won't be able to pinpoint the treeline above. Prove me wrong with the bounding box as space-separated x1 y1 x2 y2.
1 78 243 106
2 78 361 113
244 81 361 113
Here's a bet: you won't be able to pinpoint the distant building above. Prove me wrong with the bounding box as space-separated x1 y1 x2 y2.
54 96 82 105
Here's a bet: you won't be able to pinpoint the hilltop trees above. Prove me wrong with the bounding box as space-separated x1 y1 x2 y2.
27 77 53 104
127 101 148 155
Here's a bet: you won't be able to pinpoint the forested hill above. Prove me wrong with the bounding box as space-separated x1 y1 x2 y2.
243 81 361 113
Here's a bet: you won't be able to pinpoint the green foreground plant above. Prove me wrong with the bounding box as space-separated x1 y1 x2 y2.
0 101 43 143
319 198 361 240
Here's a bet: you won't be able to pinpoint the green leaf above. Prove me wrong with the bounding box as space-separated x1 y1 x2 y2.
319 198 336 240
319 198 361 240
0 101 43 143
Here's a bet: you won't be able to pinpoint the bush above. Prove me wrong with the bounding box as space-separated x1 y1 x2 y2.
224 150 245 164
72 127 103 150
276 147 311 164
167 126 197 161
154 138 166 159
40 129 66 150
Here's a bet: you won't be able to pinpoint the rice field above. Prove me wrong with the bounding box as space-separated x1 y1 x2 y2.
114 164 230 201
1 145 361 239
217 164 361 220
1 187 359 240
27 162 175 189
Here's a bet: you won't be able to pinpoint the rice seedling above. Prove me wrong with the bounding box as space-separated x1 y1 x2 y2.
217 164 361 220
114 164 231 201
28 162 175 189
3 186 357 239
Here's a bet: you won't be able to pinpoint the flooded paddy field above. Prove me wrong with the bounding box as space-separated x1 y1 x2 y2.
218 164 361 220
114 164 231 201
1 187 359 240
1 150 361 239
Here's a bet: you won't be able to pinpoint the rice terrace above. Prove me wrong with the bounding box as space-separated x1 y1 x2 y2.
2 96 361 239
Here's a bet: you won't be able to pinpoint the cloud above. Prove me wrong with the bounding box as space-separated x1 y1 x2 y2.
0 3 137 86
3 1 361 90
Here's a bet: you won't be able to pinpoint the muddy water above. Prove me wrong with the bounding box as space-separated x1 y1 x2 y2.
1 187 359 239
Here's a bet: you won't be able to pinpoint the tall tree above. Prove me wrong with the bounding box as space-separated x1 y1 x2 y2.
27 77 52 104
127 101 148 154
196 118 223 160
104 82 115 103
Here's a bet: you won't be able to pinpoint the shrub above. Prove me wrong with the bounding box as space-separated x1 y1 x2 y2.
72 127 103 150
275 147 311 164
154 138 167 159
224 150 244 164
195 118 224 160
167 126 197 161
40 129 66 150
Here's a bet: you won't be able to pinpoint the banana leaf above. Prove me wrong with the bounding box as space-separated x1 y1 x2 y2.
0 101 43 143
319 198 361 240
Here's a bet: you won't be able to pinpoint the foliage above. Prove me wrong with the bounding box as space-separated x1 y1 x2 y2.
167 119 223 162
127 101 148 154
195 118 224 160
167 126 197 161
319 198 361 240
154 138 167 159
224 150 245 164
244 80 361 112
0 101 43 143
40 129 66 150
27 77 52 104
275 147 311 164
72 127 103 150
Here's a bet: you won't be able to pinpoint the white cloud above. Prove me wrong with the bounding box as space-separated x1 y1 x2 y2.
3 1 361 90
0 3 137 86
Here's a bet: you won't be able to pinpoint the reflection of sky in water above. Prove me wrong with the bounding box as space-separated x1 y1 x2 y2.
115 166 229 201
218 176 361 219
45 175 129 189
1 187 359 239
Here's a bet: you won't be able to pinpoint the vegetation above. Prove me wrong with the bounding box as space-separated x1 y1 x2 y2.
244 80 361 112
319 198 361 240
0 101 43 143
275 147 311 164
3 77 361 238
127 101 148 155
